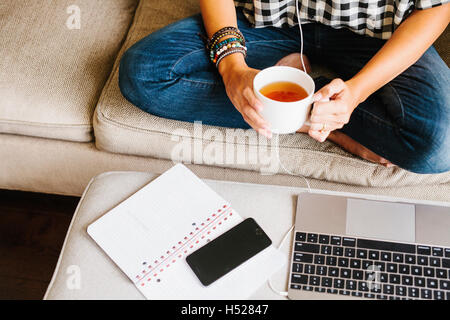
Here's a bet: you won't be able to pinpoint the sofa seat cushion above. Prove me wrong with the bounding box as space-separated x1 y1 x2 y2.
93 0 450 188
0 0 139 142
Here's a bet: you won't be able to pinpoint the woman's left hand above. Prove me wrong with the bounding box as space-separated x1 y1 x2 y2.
308 78 362 142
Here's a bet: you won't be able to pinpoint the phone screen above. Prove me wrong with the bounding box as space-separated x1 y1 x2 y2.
186 218 272 286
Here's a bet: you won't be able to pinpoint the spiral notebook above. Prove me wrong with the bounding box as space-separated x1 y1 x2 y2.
87 164 286 300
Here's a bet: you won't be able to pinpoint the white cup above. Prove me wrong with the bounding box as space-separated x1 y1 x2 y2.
253 66 315 134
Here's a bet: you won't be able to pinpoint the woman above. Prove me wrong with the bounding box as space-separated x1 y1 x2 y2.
119 0 450 174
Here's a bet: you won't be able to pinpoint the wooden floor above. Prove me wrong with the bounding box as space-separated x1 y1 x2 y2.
0 190 79 300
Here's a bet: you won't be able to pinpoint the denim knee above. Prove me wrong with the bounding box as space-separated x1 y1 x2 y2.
118 46 148 107
402 101 450 174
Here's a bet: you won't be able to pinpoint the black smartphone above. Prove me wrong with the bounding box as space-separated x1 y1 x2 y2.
186 218 272 286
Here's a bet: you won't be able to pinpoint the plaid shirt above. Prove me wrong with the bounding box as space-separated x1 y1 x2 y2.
234 0 448 39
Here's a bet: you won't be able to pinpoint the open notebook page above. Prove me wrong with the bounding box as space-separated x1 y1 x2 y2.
88 164 286 299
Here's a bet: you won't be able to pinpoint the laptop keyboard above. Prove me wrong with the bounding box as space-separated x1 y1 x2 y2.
290 231 450 300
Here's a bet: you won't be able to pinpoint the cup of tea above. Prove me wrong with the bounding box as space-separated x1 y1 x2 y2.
253 66 315 134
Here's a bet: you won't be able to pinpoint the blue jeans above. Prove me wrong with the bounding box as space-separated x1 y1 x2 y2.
119 10 450 174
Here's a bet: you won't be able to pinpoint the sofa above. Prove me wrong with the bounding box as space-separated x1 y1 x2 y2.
1 0 449 202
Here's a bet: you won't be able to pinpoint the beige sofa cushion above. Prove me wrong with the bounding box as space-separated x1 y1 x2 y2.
0 0 138 142
93 0 450 188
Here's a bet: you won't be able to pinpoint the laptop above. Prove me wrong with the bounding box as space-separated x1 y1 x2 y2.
288 192 450 300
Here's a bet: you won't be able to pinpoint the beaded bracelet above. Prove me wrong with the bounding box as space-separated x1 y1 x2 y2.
212 42 247 64
210 38 241 62
215 47 247 68
207 26 245 50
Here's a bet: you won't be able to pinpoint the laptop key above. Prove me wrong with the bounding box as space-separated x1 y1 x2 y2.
402 276 413 286
380 252 391 261
295 242 320 253
395 285 406 296
296 232 306 242
326 256 337 266
387 263 397 273
344 248 356 257
440 280 450 290
379 273 388 283
369 250 379 260
430 257 441 267
414 277 425 287
314 255 325 265
442 258 450 268
424 267 435 277
351 291 363 297
340 268 351 279
330 236 341 245
383 284 394 295
291 274 308 284
427 278 438 289
353 270 364 280
290 284 301 290
340 290 351 296
358 281 369 292
393 253 404 263
338 257 349 268
364 293 375 299
434 290 445 300
327 288 338 294
405 255 416 264
342 237 356 247
357 249 367 259
389 274 400 284
436 269 447 278
432 247 443 257
420 288 432 299
304 264 315 274
408 287 419 298
321 277 332 288
292 263 303 273
307 233 318 243
411 266 422 276
399 264 410 274
315 287 326 293
321 245 332 255
445 248 450 258
417 245 431 256
346 280 357 290
377 294 388 300
417 256 428 266
333 246 343 256
328 267 339 277
334 278 345 289
316 266 327 276
302 285 314 291
294 253 313 263
350 259 361 269
309 276 320 286
319 234 330 244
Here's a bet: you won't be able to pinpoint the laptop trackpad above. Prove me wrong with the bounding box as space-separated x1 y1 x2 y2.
346 199 415 243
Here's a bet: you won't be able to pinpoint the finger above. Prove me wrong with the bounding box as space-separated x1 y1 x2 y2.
313 78 345 102
312 100 348 116
243 87 263 112
243 115 272 138
309 130 330 143
242 104 269 129
310 113 349 125
309 121 344 132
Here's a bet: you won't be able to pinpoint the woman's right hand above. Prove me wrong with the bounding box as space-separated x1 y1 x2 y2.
219 54 272 138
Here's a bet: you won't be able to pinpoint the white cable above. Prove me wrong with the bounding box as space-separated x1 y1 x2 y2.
267 2 311 297
268 225 294 296
296 0 307 74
